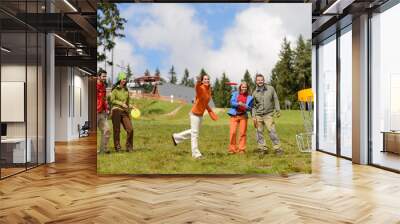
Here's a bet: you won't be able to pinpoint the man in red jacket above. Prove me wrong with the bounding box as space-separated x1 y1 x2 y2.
97 69 110 154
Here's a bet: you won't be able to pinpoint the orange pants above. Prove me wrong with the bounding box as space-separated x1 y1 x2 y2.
229 115 248 153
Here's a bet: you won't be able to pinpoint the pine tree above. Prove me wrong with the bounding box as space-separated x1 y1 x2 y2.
126 64 133 81
200 68 208 77
293 36 311 89
187 77 195 87
270 36 312 110
181 68 189 86
212 78 221 107
241 69 255 93
271 37 295 108
97 2 127 67
219 73 232 108
144 69 150 76
154 68 160 77
232 86 238 92
169 65 177 84
305 39 312 87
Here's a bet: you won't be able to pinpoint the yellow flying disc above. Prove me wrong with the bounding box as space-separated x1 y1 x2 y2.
131 108 141 119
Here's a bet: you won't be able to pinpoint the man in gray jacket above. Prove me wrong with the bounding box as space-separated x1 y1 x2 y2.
252 73 283 155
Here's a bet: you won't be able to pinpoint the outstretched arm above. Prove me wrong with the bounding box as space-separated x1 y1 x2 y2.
206 105 218 121
206 105 213 113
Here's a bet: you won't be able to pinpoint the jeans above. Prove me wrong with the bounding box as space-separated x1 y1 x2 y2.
97 112 110 153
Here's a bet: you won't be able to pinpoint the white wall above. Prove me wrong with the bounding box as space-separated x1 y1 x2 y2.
1 65 26 137
54 66 69 141
54 67 89 141
1 65 32 137
1 63 46 164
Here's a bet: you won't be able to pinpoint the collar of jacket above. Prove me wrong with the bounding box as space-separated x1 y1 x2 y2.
202 83 210 90
256 84 267 92
115 85 127 91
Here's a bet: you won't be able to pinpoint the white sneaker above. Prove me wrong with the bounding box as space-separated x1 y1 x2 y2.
193 153 203 159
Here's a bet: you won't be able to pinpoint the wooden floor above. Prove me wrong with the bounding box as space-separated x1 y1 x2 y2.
372 151 400 171
1 136 400 223
1 167 26 178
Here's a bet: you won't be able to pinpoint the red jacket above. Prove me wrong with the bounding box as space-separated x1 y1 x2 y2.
236 92 248 113
97 80 109 113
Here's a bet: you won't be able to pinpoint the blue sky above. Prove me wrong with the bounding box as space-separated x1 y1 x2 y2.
100 3 311 83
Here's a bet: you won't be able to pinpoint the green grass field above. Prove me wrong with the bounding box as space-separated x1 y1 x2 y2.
97 98 311 175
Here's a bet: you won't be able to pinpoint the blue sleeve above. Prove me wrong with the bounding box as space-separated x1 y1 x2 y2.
246 97 254 111
230 92 238 108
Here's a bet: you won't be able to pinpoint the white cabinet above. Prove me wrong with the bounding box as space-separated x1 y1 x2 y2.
1 138 32 163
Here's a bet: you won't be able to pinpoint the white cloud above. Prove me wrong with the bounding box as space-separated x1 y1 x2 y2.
206 6 286 81
97 38 145 83
118 3 311 83
129 4 212 77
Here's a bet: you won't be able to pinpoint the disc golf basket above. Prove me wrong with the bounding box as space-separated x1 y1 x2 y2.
296 88 314 152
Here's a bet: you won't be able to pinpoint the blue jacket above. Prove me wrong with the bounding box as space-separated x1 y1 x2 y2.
227 91 254 117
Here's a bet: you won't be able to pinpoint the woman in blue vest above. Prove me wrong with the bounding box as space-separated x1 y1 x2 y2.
227 82 254 154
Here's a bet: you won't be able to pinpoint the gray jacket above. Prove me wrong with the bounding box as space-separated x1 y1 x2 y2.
251 84 280 117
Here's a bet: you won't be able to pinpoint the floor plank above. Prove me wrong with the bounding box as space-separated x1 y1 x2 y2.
0 135 399 223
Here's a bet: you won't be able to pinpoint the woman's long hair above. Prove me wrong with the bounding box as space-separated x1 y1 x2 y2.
200 73 208 83
238 82 249 95
200 73 212 92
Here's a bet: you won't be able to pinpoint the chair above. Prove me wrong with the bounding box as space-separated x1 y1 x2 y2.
78 121 90 138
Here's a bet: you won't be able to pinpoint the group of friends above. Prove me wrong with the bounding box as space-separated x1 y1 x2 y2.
97 70 283 159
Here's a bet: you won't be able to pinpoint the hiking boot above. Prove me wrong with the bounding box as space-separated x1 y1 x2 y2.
98 148 111 154
257 147 269 155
